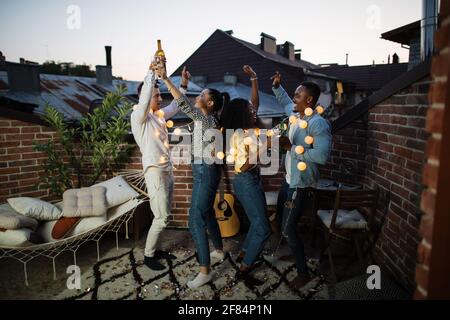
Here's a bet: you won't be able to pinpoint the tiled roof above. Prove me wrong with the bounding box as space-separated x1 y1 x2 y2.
0 71 202 121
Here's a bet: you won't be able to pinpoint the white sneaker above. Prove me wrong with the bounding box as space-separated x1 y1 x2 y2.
210 250 226 261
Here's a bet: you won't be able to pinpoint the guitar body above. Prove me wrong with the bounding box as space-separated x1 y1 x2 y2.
214 192 240 238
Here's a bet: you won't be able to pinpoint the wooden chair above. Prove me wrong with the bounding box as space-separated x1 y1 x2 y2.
313 187 379 283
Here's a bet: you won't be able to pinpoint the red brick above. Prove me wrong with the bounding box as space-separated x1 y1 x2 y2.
425 107 444 133
20 127 41 134
431 52 450 77
422 163 438 189
1 128 20 134
0 154 21 161
0 121 11 127
0 167 20 175
425 137 441 160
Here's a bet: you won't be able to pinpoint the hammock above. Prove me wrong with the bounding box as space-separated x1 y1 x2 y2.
0 171 149 286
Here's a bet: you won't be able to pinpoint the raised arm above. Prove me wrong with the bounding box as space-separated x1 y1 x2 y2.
271 71 295 116
134 68 156 124
155 62 211 123
162 66 191 120
243 65 259 112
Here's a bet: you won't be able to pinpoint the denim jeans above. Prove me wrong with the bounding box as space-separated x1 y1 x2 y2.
276 180 308 274
189 163 223 266
233 167 271 266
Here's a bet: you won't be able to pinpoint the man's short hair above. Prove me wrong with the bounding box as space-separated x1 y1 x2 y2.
300 81 321 106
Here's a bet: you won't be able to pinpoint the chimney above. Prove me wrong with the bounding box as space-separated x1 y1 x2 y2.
96 45 112 85
260 33 277 55
105 46 112 67
96 65 112 85
421 0 438 61
224 73 237 86
294 49 302 61
281 41 295 61
6 62 41 92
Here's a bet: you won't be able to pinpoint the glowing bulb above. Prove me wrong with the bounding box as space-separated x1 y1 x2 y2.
254 128 260 136
299 120 308 129
305 107 313 116
289 115 298 125
316 105 324 114
216 151 225 160
174 128 181 135
295 145 305 154
226 155 234 163
155 130 160 138
155 110 165 118
244 137 253 145
267 130 274 137
297 162 307 171
159 155 166 163
166 120 174 128
164 141 170 148
229 148 237 156
305 136 314 145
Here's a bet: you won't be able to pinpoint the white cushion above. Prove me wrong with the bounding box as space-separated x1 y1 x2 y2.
7 197 62 221
317 209 368 229
92 176 139 208
265 191 279 206
0 203 38 230
36 214 107 243
0 228 36 247
62 186 107 217
36 198 141 242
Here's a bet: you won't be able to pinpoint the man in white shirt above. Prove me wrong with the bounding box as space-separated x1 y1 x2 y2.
130 63 190 270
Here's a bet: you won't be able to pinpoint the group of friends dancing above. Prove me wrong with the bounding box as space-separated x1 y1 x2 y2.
130 54 332 291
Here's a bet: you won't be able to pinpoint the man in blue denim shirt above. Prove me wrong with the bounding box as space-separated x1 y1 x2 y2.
271 71 332 290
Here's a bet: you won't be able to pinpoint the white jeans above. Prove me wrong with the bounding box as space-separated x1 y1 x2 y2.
143 165 174 257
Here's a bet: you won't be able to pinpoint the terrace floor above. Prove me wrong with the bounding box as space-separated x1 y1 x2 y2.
0 227 410 300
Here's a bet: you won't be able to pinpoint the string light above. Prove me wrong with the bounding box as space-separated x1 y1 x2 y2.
299 120 308 129
297 162 307 171
289 115 298 125
267 130 274 137
305 136 314 145
229 148 237 156
316 105 324 114
226 155 234 163
295 145 305 154
166 120 174 128
155 109 165 118
173 128 181 135
304 107 313 116
244 137 253 145
216 151 225 160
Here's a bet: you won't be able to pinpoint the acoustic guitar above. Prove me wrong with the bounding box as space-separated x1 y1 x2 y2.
213 166 240 237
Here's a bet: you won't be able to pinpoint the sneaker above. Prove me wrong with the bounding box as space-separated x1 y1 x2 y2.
235 270 264 287
154 249 177 260
144 256 166 271
288 273 312 291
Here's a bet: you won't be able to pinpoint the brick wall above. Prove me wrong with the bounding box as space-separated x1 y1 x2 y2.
320 78 430 292
415 1 450 299
0 117 286 229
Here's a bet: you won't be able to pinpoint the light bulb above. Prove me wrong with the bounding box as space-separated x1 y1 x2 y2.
299 120 308 129
297 162 307 171
166 120 174 128
305 107 313 116
155 109 165 118
174 128 181 135
267 130 274 137
216 151 225 160
229 148 237 156
295 145 305 154
305 136 314 144
289 115 298 125
226 155 234 163
244 137 253 145
316 105 324 114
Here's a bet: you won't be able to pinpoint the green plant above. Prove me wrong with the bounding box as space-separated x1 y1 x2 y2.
33 86 134 198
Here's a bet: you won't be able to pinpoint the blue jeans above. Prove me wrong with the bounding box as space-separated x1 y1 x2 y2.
233 167 271 266
276 180 308 274
189 163 223 266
